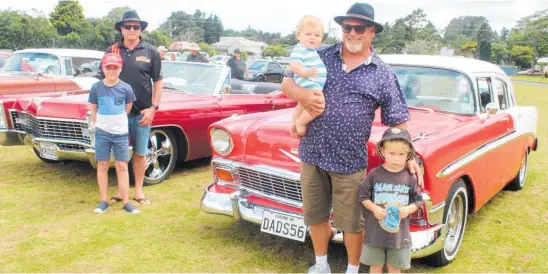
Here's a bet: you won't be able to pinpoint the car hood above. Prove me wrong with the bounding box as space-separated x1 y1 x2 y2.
10 90 216 120
239 108 475 173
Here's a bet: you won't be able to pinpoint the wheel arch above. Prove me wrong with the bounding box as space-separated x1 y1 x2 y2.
459 175 476 214
152 125 189 163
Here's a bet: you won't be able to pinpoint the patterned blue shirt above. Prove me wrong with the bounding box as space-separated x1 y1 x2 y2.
293 43 410 173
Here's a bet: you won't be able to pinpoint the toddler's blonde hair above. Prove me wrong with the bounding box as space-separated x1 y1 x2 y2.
382 139 412 155
296 15 324 38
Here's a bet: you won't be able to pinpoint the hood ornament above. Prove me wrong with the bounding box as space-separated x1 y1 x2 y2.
279 148 301 163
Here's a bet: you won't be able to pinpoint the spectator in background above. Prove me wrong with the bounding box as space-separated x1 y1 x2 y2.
186 43 209 63
226 48 248 80
157 46 170 61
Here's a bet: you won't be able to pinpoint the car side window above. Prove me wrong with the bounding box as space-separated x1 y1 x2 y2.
270 63 281 70
268 63 278 71
493 78 509 110
477 77 494 113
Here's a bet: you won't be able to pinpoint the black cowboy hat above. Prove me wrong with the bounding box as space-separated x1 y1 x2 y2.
115 10 148 32
334 3 384 33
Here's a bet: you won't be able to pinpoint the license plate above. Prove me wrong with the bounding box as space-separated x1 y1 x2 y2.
39 142 58 160
260 210 307 242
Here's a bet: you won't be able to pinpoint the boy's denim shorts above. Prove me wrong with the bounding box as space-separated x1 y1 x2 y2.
94 129 130 162
128 113 151 156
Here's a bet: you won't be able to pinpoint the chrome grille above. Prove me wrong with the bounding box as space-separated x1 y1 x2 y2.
238 167 302 203
10 111 90 144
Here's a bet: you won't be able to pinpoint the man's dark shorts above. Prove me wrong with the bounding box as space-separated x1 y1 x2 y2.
300 161 365 232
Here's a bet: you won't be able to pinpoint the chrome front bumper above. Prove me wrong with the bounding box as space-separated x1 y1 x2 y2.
3 130 132 168
0 129 26 146
201 184 447 259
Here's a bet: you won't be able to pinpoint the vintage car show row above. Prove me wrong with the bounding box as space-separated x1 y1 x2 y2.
0 50 538 267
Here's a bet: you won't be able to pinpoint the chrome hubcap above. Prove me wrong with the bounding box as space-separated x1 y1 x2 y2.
145 130 173 180
445 194 464 253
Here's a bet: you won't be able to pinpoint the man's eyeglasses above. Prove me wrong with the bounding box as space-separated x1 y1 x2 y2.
122 24 141 31
341 24 372 34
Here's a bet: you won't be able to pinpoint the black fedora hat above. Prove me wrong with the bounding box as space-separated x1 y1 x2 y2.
115 10 148 32
334 3 384 33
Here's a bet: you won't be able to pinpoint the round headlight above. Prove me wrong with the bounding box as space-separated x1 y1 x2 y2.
210 128 233 155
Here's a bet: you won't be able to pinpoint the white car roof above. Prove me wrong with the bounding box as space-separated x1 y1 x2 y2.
380 54 507 77
13 48 104 59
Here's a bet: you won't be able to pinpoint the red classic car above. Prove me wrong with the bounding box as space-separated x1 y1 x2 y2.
0 48 103 99
0 61 296 185
201 55 539 266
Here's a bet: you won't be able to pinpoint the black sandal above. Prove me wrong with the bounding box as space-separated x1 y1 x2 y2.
109 196 122 204
133 197 151 205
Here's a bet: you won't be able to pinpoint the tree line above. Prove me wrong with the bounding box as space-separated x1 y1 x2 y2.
0 1 546 68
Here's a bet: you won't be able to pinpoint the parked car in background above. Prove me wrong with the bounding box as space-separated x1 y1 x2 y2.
210 55 231 65
0 48 103 99
246 60 285 83
201 54 538 267
0 61 296 185
78 59 100 74
0 51 12 68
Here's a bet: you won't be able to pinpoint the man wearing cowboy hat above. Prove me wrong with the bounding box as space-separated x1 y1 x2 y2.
98 10 164 206
281 3 423 273
186 43 209 63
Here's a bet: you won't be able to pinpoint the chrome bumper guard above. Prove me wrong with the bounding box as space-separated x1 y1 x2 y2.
201 183 447 258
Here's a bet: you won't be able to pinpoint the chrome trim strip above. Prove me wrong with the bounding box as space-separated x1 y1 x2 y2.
31 137 92 147
437 130 520 178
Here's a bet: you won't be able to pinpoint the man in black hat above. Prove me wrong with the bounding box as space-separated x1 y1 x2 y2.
97 10 164 206
280 3 423 273
226 48 248 80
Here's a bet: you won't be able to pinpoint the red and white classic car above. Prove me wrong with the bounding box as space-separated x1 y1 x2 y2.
0 61 296 185
0 48 103 99
201 55 539 266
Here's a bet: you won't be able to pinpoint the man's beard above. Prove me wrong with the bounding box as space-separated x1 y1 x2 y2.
345 39 363 53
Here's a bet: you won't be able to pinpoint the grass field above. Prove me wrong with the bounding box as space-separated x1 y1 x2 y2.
1 83 547 272
510 75 548 83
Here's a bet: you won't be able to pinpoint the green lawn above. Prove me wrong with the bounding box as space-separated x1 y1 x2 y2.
1 83 547 272
510 75 548 83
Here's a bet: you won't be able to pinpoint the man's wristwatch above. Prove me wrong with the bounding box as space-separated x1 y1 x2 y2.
151 104 159 110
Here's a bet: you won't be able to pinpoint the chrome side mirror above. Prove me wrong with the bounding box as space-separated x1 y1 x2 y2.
485 102 499 116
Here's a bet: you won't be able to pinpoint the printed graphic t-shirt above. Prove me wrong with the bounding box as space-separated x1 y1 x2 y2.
88 80 136 134
359 166 423 249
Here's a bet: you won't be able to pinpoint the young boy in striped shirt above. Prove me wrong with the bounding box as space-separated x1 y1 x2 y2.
288 15 328 137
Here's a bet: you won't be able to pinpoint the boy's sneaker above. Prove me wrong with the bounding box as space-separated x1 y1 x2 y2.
123 203 140 214
94 201 109 214
308 263 331 273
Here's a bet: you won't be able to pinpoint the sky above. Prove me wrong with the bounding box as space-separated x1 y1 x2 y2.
2 0 547 36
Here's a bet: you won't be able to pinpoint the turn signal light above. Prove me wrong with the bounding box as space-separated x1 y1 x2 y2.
215 168 234 183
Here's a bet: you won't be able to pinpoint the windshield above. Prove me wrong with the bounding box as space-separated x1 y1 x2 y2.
392 66 476 115
0 56 7 68
161 61 223 94
3 52 62 75
249 61 267 71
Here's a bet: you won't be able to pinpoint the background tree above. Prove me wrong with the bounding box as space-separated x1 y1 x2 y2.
49 0 86 36
491 43 509 64
510 45 535 68
197 42 219 56
262 44 288 57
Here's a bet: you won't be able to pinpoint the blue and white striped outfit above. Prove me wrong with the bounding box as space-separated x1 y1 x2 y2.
289 44 327 90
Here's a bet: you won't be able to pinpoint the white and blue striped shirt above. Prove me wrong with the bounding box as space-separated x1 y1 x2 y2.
289 44 327 89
